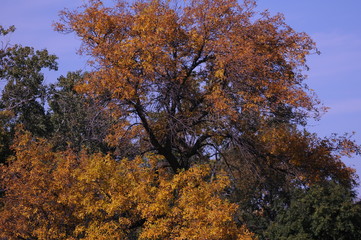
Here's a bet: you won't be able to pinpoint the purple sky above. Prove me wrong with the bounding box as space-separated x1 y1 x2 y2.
1 0 361 193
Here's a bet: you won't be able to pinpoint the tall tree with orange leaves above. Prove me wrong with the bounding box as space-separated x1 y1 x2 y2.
55 0 357 192
55 0 359 236
1 0 359 239
53 0 360 236
55 0 321 173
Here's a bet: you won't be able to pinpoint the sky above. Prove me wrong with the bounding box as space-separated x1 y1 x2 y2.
1 0 361 192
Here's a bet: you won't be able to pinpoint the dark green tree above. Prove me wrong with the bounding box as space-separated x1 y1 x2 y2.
264 181 361 240
48 71 112 153
0 25 58 163
0 46 57 136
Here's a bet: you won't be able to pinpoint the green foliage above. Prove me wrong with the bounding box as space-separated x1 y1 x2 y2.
0 25 15 36
48 71 112 153
0 44 57 136
0 110 13 163
264 182 361 240
222 123 358 237
0 25 58 163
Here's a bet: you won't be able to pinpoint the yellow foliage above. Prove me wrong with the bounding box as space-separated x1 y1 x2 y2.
0 131 254 239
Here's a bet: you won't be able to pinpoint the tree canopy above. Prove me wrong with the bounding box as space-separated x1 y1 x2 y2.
55 0 321 173
265 181 361 240
0 0 360 239
0 130 253 239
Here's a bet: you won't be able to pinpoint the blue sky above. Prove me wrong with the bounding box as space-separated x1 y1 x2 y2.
1 0 361 192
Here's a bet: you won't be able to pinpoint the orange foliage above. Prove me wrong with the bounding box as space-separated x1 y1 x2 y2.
1 1 359 239
256 124 357 185
0 131 254 239
55 0 319 172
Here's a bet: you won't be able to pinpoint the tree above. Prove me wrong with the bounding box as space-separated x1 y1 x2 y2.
48 71 112 153
55 0 320 173
219 123 359 236
264 181 361 240
0 129 254 239
0 109 13 164
0 1 358 239
0 26 58 136
0 25 58 163
55 1 360 236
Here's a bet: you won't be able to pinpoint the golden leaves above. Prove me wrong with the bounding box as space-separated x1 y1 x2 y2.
0 131 254 239
55 0 318 113
53 0 322 176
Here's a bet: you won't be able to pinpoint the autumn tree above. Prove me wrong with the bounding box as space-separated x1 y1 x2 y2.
55 0 322 173
0 0 358 239
54 0 360 236
0 129 254 239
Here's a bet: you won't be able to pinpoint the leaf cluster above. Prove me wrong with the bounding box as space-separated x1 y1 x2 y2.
0 130 253 239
